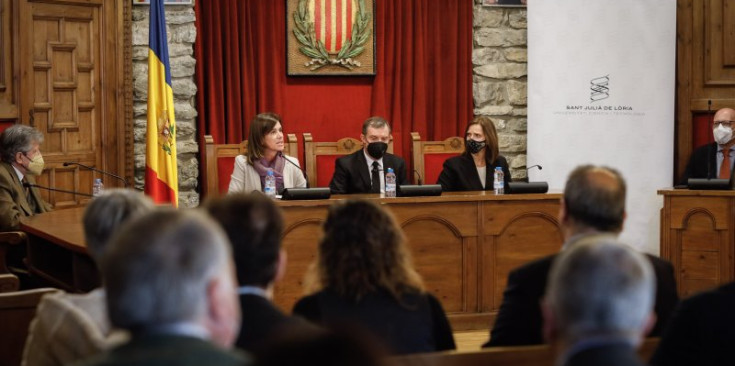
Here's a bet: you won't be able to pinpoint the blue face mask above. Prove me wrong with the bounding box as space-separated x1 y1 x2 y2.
466 139 486 154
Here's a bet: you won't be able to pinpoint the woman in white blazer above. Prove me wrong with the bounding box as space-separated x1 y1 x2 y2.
228 113 306 194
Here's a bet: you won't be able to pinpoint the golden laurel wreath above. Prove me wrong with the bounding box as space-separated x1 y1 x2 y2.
293 0 371 71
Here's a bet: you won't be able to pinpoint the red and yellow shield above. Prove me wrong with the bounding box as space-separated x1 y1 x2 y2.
309 0 358 54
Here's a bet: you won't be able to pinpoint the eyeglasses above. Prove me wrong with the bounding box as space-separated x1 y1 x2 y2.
713 120 734 128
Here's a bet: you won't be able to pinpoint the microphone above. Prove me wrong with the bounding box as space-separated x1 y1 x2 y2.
412 169 423 185
24 182 93 198
279 152 310 188
63 162 128 187
526 164 543 172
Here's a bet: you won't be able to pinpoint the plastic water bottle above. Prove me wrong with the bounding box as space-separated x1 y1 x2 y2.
493 167 504 195
385 167 397 198
264 169 276 198
93 178 104 197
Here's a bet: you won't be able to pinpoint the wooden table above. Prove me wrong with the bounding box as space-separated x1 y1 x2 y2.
659 189 735 297
20 206 98 292
20 191 564 331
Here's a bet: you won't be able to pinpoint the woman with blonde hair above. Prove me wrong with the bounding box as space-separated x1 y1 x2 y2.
292 199 455 355
228 113 306 194
437 116 511 191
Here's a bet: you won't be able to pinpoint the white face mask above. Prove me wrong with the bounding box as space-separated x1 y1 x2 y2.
713 124 733 145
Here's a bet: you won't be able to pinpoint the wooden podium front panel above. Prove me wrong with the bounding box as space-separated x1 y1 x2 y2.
274 193 562 330
659 190 735 297
481 199 563 313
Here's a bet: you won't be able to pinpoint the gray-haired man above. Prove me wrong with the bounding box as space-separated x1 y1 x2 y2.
79 209 250 366
543 238 656 366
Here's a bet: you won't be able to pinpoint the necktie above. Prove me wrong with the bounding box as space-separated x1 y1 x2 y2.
371 161 380 193
720 147 732 179
22 178 37 213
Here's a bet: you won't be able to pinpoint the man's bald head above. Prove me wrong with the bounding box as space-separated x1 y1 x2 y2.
563 165 626 233
714 108 735 122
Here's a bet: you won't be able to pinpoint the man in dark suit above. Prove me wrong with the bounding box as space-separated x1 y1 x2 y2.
543 238 655 366
80 209 249 366
203 193 311 352
650 281 735 366
0 124 51 231
680 107 735 184
484 165 678 347
329 116 408 194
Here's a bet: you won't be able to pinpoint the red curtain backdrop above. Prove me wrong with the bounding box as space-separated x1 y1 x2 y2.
195 0 473 178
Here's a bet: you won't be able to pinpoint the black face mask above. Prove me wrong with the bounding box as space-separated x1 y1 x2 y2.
366 142 388 159
466 139 486 154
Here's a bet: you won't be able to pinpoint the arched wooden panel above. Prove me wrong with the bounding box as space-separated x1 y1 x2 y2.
401 216 466 313
492 213 563 309
677 210 723 297
275 219 322 311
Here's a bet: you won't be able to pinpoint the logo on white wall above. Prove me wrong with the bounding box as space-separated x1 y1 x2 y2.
590 75 610 103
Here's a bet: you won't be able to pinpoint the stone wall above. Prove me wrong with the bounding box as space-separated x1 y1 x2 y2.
131 5 199 207
472 1 528 180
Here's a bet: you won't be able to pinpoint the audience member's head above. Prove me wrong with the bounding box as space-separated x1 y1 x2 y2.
562 165 626 235
256 327 386 366
101 209 240 347
543 238 656 350
203 193 285 291
361 116 392 160
0 124 45 175
83 189 154 265
306 199 423 301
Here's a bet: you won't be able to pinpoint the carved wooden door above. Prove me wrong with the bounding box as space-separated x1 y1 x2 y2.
18 0 127 208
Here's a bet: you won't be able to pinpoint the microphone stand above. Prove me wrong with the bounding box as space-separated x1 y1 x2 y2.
24 182 94 198
63 162 128 187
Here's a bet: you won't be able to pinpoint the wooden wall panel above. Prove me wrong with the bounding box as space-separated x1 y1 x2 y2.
677 0 735 180
0 0 18 121
14 0 130 207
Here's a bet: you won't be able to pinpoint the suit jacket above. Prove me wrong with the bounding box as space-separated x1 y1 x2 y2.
0 162 51 231
236 294 309 352
650 282 735 366
23 289 128 366
679 142 718 185
292 289 455 355
228 155 307 194
436 154 512 192
75 334 250 366
329 150 408 194
563 342 646 366
484 234 679 347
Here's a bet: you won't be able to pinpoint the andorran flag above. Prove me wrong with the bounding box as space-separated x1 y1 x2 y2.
145 0 178 207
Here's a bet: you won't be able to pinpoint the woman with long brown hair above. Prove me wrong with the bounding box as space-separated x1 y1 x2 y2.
437 116 511 191
292 199 455 355
228 113 306 194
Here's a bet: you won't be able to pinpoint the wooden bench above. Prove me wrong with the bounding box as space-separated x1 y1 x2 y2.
387 338 659 366
0 288 60 366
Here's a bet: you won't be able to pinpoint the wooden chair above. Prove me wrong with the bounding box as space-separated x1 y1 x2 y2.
411 132 464 185
202 134 298 197
386 338 660 366
0 274 19 292
0 288 59 366
302 133 394 188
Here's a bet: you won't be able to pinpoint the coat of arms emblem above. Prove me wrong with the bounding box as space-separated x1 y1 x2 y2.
288 0 375 75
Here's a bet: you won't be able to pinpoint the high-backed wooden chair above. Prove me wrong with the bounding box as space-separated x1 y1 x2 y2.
303 133 394 188
411 132 464 185
202 134 298 197
0 288 59 366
